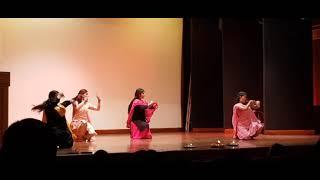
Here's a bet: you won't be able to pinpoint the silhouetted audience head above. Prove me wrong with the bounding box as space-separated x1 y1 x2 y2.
0 118 57 164
134 149 160 163
93 149 110 162
268 143 286 157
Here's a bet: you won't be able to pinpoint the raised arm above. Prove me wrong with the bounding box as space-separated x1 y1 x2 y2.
88 96 101 111
236 100 254 111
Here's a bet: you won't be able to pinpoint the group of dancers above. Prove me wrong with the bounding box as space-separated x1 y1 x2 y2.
31 88 263 149
32 88 158 149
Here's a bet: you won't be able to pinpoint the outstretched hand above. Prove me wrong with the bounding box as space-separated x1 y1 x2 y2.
148 101 158 109
248 100 254 105
96 95 101 102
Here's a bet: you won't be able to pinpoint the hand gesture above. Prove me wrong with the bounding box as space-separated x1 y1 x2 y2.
247 100 254 105
96 95 101 102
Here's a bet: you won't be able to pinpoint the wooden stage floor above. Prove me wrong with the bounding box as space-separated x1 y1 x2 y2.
57 132 320 156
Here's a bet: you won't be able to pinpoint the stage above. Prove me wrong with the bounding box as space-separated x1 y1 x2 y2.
57 132 320 157
53 132 320 173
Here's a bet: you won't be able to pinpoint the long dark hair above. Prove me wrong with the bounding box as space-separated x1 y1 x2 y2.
236 91 247 103
72 89 88 103
32 90 64 112
128 88 145 113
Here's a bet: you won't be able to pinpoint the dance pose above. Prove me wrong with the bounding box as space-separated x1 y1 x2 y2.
232 91 264 140
127 88 158 139
32 90 74 148
70 89 101 142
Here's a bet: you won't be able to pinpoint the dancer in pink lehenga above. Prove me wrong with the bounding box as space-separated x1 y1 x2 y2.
232 91 264 140
126 88 158 139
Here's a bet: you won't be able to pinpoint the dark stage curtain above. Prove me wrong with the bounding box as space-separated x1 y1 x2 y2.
313 39 320 106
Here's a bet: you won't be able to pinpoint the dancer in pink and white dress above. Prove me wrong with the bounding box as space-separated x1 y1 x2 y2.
70 89 101 142
232 91 264 140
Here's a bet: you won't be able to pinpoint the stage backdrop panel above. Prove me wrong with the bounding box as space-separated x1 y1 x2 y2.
263 18 313 130
0 18 183 129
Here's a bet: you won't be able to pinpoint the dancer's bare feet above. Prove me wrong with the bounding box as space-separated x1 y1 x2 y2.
85 133 97 142
89 136 96 142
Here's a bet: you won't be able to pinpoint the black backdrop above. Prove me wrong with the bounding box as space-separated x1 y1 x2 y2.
181 18 314 131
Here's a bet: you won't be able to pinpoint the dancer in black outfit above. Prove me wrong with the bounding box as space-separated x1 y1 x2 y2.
32 90 73 148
